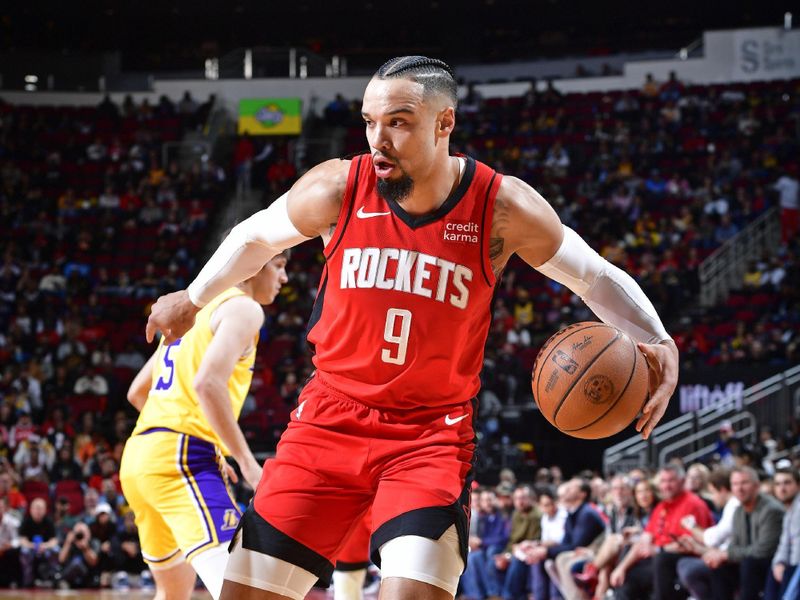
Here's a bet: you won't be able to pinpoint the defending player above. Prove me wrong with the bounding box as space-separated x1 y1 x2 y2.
120 254 288 600
333 512 375 599
146 57 679 600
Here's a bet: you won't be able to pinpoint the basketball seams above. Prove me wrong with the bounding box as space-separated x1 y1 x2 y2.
551 331 621 424
560 332 639 433
532 323 610 410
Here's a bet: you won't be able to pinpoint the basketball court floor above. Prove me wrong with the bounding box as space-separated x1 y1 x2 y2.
0 588 379 599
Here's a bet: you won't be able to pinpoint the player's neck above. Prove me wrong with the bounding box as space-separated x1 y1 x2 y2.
395 155 463 216
236 280 254 297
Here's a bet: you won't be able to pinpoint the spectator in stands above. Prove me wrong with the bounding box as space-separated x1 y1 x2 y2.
676 468 738 600
14 435 52 483
773 468 800 510
524 478 605 599
462 488 510 600
0 470 26 515
659 71 684 102
685 463 716 515
97 95 119 121
493 485 540 600
156 95 175 117
543 141 570 177
714 421 736 466
528 485 567 599
110 511 146 586
233 134 254 190
324 93 351 126
178 91 198 116
702 467 784 600
100 479 123 514
134 264 161 299
713 214 740 245
594 478 659 599
53 496 78 543
642 73 660 97
79 488 100 525
57 520 98 588
90 504 118 585
610 464 714 600
574 475 637 595
19 498 59 587
772 469 800 598
73 365 109 402
138 197 164 225
773 166 799 243
0 496 21 587
266 156 297 193
86 138 107 162
98 186 120 211
113 343 146 371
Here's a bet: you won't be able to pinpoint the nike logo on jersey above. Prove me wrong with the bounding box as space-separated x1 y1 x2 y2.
445 414 469 426
356 206 391 219
295 400 306 420
340 247 473 309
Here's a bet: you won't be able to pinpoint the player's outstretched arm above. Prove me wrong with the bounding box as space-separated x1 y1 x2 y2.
495 176 679 439
126 351 157 411
193 295 266 490
145 159 349 345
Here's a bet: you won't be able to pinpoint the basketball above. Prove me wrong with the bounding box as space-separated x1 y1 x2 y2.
532 322 649 439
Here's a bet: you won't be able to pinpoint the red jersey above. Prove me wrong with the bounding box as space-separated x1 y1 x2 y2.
645 490 714 547
306 154 502 410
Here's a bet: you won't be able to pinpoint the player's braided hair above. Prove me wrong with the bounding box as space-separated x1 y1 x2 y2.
375 55 458 107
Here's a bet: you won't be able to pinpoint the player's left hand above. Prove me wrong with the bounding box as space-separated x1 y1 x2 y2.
635 339 679 440
223 462 239 484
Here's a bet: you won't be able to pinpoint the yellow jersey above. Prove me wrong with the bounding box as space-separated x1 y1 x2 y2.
132 287 258 454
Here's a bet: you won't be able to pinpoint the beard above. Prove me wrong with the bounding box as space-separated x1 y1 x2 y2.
376 174 414 203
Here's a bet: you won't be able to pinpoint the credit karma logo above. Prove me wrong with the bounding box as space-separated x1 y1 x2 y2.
255 104 284 127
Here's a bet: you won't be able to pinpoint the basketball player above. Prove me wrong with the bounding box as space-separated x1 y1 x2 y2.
120 254 288 600
145 56 679 600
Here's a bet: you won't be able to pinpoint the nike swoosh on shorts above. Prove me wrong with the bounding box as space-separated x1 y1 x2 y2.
444 414 468 426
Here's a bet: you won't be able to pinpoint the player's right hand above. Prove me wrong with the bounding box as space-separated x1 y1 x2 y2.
146 290 200 344
241 461 263 491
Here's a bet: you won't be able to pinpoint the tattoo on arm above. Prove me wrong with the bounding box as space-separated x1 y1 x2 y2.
489 237 504 261
489 238 505 279
490 194 511 278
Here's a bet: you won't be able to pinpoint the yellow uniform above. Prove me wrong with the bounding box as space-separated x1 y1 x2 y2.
120 288 257 567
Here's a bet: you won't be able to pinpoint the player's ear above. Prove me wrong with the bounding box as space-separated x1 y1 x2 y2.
436 106 455 138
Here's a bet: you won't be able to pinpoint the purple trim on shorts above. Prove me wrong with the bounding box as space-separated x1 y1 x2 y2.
180 435 242 560
177 434 214 558
145 548 182 564
137 427 178 435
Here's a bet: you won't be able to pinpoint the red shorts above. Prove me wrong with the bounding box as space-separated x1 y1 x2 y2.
237 371 476 583
335 509 371 570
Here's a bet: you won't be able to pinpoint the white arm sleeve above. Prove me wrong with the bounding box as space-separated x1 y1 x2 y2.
186 193 312 307
534 225 671 344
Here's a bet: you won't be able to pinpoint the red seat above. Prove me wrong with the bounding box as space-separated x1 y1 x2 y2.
21 480 50 506
54 479 82 495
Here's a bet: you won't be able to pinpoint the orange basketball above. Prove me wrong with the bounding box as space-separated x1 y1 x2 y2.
532 322 649 439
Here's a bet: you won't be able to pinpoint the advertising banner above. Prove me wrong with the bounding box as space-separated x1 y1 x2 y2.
238 98 302 135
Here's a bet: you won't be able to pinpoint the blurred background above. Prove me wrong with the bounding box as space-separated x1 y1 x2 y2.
0 1 798 595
